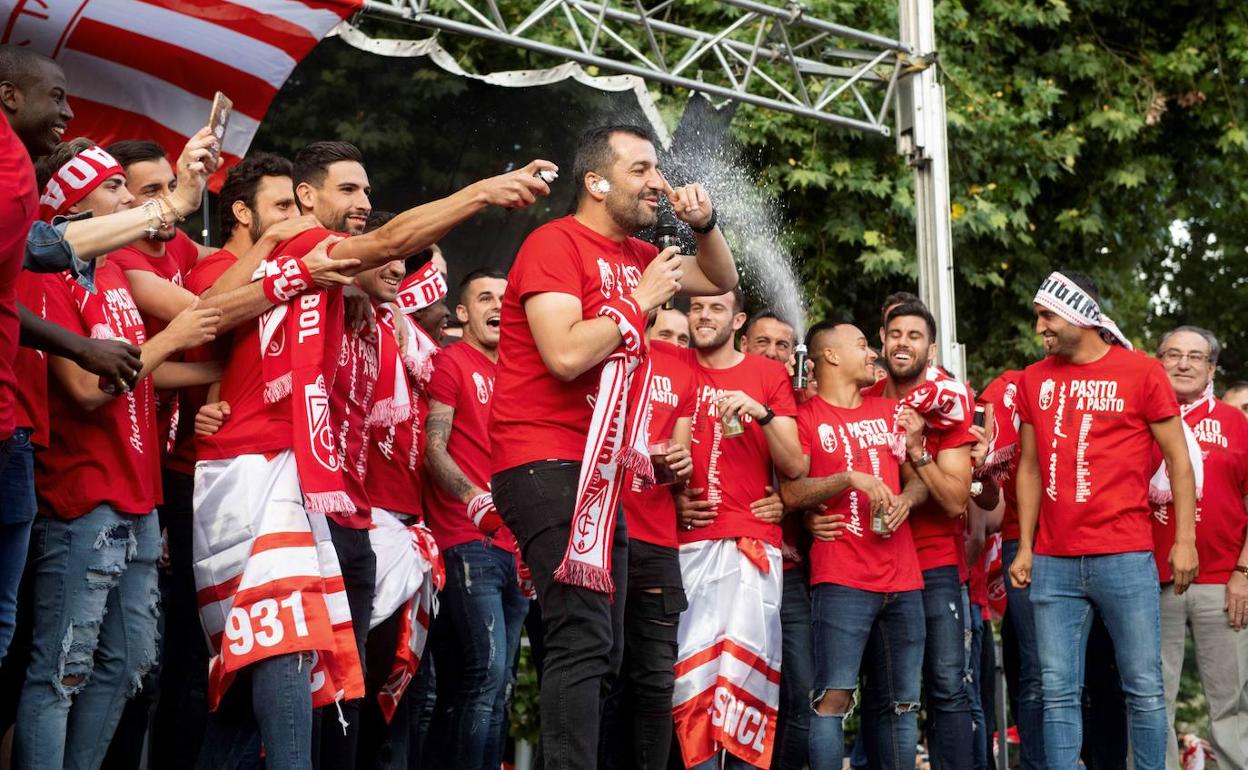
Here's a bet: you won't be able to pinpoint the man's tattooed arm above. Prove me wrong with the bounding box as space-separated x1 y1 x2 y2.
424 398 487 504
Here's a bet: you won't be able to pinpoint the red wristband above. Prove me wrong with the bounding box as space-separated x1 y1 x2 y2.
598 296 645 356
262 256 313 305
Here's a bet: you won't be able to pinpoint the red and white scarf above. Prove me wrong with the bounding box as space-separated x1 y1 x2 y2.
394 261 448 314
39 145 123 221
368 508 445 723
369 305 413 429
888 366 973 460
257 257 352 515
1149 381 1208 504
975 371 1023 480
553 297 654 594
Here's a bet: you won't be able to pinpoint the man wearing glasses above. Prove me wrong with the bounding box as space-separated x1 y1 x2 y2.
1152 326 1248 770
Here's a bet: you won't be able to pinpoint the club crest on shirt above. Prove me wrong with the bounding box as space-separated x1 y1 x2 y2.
596 257 643 300
305 376 340 472
1038 379 1056 411
472 371 492 405
818 424 838 453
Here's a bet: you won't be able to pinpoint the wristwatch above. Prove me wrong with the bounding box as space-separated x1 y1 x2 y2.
691 207 718 234
911 450 934 469
1235 564 1248 579
757 405 775 426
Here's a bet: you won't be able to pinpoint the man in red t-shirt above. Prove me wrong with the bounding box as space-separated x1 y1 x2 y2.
862 300 977 769
13 144 221 770
668 289 802 769
602 318 695 770
423 269 530 769
1149 325 1248 769
780 320 928 770
192 140 554 768
489 125 737 770
1009 271 1198 769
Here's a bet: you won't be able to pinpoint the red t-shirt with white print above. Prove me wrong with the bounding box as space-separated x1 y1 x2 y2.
799 394 923 593
1151 399 1248 583
37 261 160 518
1017 345 1179 556
329 311 381 529
424 341 516 553
490 216 658 474
676 349 798 548
621 340 697 549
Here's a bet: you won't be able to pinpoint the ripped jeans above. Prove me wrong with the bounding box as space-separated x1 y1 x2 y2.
14 505 161 770
433 540 528 770
809 584 924 770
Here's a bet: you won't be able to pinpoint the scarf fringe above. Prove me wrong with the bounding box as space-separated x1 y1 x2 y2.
264 373 292 404
1148 483 1173 506
368 398 412 430
617 446 654 484
886 433 907 463
305 491 356 515
975 444 1019 480
553 559 615 594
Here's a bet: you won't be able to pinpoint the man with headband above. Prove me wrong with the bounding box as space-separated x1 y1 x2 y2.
1008 270 1198 769
489 124 738 770
12 140 223 769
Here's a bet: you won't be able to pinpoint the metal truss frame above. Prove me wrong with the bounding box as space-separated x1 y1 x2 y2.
358 0 918 136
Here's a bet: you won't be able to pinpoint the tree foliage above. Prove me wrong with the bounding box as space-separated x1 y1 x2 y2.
271 0 1248 385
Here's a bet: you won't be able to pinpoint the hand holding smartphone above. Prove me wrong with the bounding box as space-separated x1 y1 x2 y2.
207 91 233 163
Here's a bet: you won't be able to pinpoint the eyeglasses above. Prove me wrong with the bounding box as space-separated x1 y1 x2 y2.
1160 350 1211 365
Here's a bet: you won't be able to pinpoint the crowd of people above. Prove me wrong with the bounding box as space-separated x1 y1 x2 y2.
1 43 1246 770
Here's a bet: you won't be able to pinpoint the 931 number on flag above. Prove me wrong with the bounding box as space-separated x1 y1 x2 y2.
225 592 310 655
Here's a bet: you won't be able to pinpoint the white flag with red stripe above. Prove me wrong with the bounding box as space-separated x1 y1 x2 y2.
1 0 361 186
674 538 783 769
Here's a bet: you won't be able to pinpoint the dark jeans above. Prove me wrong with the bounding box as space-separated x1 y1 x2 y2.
809 584 924 770
493 460 628 770
920 565 974 770
968 606 994 770
602 541 686 770
772 567 813 770
0 428 36 663
1001 538 1044 770
316 521 377 770
152 468 210 768
436 540 528 770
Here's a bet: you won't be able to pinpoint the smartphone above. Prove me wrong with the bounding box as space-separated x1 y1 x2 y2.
207 91 233 161
973 405 986 428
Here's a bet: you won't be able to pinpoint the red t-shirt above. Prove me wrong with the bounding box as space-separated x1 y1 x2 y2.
799 395 923 593
0 120 37 441
329 313 382 529
368 389 428 519
1151 400 1248 583
13 272 50 448
863 377 976 576
1017 346 1179 556
110 230 201 466
37 261 160 518
197 229 345 462
621 340 697 549
977 372 1023 541
676 350 797 547
490 216 658 473
425 341 516 552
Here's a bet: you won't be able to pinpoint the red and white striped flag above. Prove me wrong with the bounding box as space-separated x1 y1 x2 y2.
1 0 362 186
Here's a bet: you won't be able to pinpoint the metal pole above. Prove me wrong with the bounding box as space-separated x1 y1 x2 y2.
201 188 210 247
896 0 962 378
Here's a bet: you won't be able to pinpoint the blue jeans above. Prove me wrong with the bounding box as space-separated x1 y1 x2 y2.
1001 538 1044 770
1030 552 1166 770
968 608 987 770
437 540 529 770
772 567 813 770
0 428 36 663
920 565 974 770
193 652 315 770
809 584 924 770
14 505 161 770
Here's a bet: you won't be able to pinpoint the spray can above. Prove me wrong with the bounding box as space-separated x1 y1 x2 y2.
791 343 808 392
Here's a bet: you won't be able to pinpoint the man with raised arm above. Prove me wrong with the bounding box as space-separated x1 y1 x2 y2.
1008 271 1198 770
489 124 737 770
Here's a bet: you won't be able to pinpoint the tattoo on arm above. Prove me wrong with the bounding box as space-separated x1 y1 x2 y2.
424 399 482 504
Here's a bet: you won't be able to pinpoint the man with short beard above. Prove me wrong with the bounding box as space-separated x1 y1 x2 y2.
737 308 812 770
490 124 737 770
1009 271 1198 770
192 139 554 770
669 289 804 768
1150 325 1248 770
423 269 526 769
862 301 977 769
